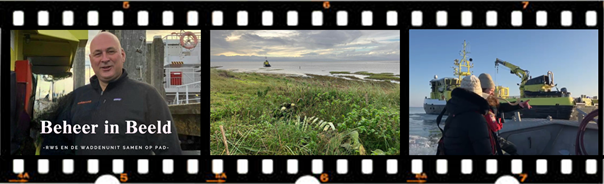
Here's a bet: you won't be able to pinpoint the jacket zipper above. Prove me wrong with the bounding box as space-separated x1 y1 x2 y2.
101 90 106 103
99 90 106 122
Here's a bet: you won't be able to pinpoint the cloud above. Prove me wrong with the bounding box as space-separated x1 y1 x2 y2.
210 30 399 61
210 30 235 50
294 30 363 49
239 33 292 46
302 52 319 56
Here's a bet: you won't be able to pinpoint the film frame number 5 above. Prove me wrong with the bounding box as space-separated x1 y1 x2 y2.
120 173 128 182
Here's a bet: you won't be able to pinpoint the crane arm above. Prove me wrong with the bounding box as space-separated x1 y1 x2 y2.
495 58 529 83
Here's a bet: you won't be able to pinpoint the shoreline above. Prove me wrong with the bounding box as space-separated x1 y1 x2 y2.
212 67 401 84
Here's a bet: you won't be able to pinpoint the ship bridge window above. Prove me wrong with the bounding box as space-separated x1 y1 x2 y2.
526 75 549 85
446 79 459 86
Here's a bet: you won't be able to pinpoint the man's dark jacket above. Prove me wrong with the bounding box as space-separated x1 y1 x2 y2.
441 88 493 155
41 69 182 155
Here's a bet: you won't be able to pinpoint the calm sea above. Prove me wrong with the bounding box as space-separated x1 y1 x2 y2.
210 61 400 77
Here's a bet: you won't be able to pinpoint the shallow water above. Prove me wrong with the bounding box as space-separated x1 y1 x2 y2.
210 60 400 77
408 107 444 155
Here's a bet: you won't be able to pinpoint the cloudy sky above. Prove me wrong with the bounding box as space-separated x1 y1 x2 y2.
211 30 400 62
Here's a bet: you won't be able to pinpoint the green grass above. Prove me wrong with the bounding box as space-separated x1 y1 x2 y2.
211 69 400 155
330 71 351 74
354 71 373 75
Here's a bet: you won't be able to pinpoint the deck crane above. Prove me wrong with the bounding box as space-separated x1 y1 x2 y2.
495 58 564 98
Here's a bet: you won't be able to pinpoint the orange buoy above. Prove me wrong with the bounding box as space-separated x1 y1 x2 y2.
180 31 198 50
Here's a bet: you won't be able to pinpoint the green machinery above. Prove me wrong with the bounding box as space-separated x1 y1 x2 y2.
494 58 585 119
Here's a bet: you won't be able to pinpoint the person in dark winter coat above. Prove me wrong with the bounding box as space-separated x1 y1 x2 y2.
478 73 532 155
440 75 496 155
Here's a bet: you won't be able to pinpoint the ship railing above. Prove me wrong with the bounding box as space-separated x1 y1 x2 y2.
500 96 521 100
173 97 201 105
576 108 599 123
164 71 201 89
163 33 202 41
174 81 202 105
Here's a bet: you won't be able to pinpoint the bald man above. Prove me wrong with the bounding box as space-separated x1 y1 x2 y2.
41 32 182 155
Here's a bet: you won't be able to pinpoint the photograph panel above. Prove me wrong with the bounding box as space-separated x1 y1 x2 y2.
9 30 201 155
409 30 599 155
210 30 401 155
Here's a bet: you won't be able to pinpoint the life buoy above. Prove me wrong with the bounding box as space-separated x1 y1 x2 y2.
180 31 199 49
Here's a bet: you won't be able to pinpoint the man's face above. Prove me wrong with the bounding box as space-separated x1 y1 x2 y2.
89 33 125 83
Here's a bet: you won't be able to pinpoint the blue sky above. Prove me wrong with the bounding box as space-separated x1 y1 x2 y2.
409 30 599 107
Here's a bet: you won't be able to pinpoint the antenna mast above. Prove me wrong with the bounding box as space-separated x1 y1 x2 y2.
452 40 473 82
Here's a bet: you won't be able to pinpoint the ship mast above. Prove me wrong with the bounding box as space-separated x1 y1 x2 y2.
452 40 473 83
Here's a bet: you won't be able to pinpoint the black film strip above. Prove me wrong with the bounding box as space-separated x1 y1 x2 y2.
0 1 601 183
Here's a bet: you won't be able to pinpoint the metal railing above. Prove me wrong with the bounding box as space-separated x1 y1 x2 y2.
162 32 201 42
164 70 201 89
576 108 599 123
174 81 201 105
499 96 522 100
174 97 201 104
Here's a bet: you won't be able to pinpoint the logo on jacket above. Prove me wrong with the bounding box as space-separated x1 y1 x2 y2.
77 100 92 105
114 98 122 101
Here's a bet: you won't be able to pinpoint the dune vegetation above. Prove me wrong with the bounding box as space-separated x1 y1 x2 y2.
210 69 400 155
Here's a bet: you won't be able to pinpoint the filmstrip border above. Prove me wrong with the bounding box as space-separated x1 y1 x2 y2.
0 2 600 29
2 157 403 183
409 157 601 183
0 1 601 183
3 157 602 183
